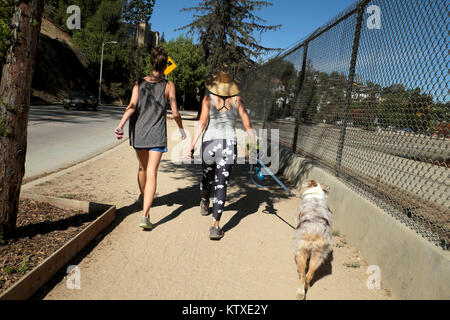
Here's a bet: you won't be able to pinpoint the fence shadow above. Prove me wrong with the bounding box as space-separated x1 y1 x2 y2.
156 160 294 232
278 147 317 188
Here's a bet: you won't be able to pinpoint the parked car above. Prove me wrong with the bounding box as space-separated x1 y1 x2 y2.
63 90 98 110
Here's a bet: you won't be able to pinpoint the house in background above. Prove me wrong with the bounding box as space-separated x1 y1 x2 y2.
123 22 160 48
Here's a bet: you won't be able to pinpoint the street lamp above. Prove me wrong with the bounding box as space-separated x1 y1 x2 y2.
98 41 118 105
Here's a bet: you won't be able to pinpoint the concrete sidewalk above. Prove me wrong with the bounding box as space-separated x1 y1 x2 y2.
23 118 393 300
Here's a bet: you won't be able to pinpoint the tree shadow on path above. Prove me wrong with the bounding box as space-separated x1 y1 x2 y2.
151 184 199 228
157 161 295 233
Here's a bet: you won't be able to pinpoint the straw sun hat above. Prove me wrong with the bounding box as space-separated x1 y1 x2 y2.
205 71 240 97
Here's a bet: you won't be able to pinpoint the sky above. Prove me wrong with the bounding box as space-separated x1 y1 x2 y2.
150 0 358 61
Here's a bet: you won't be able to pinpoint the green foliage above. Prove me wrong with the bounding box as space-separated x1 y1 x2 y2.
42 1 159 102
178 0 282 75
159 36 207 105
70 0 149 101
344 262 361 268
122 0 156 25
1 98 14 112
375 85 435 132
44 0 104 34
0 0 14 65
258 55 446 135
0 113 12 137
3 256 30 275
17 255 30 275
266 59 301 121
72 0 123 64
346 83 444 133
109 82 126 99
5 265 14 274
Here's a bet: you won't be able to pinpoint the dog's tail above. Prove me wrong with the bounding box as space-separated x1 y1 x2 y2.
295 235 332 256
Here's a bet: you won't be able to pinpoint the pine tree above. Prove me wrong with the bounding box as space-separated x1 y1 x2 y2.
177 0 281 76
122 0 156 25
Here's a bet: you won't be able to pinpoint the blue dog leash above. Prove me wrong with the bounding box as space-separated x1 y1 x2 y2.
250 158 295 196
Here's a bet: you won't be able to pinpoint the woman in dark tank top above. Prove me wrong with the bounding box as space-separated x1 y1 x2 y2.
115 47 186 230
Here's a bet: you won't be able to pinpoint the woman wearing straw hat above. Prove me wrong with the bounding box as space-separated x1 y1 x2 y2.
186 70 256 240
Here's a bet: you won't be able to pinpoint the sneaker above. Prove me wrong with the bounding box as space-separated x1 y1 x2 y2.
200 200 209 216
139 216 153 230
209 226 224 240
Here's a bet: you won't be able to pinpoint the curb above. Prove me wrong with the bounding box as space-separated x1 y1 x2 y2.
22 138 129 191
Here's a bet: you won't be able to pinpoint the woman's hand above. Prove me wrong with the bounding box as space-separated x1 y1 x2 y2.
185 148 194 159
248 141 258 162
179 128 187 140
114 127 124 140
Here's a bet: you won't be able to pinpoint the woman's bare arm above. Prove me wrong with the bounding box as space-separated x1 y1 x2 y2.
115 82 139 139
237 96 256 144
167 81 184 130
187 95 210 157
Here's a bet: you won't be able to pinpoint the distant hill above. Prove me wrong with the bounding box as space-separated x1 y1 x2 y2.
31 19 96 105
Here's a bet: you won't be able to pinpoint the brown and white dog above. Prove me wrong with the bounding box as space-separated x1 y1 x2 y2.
293 180 333 300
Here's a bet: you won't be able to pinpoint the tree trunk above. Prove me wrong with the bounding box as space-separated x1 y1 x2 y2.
0 0 45 238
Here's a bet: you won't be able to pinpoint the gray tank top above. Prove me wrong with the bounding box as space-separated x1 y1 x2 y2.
202 93 238 142
129 79 168 148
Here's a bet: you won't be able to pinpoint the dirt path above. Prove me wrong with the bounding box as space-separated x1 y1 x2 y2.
23 118 393 300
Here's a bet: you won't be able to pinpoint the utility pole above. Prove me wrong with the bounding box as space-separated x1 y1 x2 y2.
98 41 118 105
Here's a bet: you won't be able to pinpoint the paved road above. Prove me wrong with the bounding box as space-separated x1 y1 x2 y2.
25 105 198 181
25 104 128 180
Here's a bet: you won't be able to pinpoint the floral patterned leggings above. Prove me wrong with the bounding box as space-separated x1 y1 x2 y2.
200 139 237 222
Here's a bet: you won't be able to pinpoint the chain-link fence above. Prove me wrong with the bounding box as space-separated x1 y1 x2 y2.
240 0 449 250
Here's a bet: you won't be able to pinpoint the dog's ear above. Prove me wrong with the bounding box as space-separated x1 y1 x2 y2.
321 184 330 194
302 180 317 188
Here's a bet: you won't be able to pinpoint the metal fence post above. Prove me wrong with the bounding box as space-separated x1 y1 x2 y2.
335 2 366 176
292 43 309 152
262 63 275 130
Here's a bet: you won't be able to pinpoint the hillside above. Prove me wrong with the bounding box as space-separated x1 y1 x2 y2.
31 19 96 104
